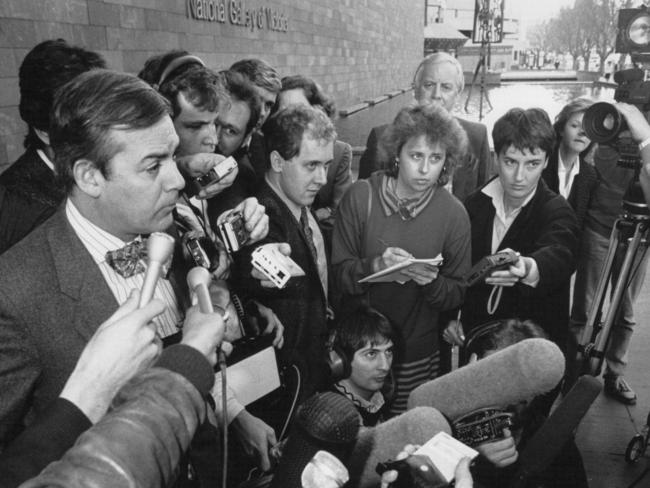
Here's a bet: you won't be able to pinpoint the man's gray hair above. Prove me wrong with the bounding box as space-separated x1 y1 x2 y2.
412 52 464 93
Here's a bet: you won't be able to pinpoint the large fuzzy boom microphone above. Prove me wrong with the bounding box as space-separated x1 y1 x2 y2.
347 406 452 488
270 392 361 488
407 338 565 420
139 232 175 308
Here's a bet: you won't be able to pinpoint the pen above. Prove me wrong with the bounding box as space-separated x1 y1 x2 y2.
456 309 465 342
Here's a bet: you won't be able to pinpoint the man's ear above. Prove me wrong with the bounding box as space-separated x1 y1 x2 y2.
542 155 549 170
269 150 285 173
34 128 50 147
72 159 104 198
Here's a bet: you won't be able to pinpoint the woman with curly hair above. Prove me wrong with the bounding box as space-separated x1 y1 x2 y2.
332 103 471 414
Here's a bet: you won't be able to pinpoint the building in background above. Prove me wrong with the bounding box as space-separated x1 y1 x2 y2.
424 0 519 74
0 0 423 169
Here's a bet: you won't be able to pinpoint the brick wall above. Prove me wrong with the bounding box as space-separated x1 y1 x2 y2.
0 0 423 169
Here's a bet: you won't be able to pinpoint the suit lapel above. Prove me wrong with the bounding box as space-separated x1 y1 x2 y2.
48 210 118 341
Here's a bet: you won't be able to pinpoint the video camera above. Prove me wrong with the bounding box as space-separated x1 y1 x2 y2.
583 6 650 169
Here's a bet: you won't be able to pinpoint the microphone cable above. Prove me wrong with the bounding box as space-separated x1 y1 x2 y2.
217 345 228 488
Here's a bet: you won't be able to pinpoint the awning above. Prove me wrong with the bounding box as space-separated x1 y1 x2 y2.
424 21 468 51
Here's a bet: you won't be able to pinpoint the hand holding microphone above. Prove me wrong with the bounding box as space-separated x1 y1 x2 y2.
183 267 225 366
139 232 175 308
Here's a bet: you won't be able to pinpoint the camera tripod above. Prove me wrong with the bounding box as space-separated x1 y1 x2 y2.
576 180 650 377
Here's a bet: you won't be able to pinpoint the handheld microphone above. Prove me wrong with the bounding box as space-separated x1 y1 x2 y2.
348 406 452 488
270 392 361 488
139 232 175 308
407 338 565 420
186 266 214 313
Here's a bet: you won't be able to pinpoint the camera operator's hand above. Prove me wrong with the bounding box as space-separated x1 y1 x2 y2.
232 410 278 472
615 103 650 143
218 197 269 245
176 153 239 199
251 242 293 288
476 428 518 468
59 290 165 423
181 303 225 367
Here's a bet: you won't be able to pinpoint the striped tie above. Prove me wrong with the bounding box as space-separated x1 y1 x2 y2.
300 207 318 262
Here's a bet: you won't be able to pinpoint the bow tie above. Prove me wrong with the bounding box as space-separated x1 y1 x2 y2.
106 239 172 279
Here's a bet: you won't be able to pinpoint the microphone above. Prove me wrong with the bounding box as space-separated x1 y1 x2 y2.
407 338 565 420
348 406 452 488
186 266 214 313
270 392 361 488
139 232 175 308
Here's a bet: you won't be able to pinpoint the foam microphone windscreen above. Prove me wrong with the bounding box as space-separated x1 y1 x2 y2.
407 338 565 420
270 392 361 488
347 406 452 488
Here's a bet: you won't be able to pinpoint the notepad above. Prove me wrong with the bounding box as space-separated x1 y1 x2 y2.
358 254 443 284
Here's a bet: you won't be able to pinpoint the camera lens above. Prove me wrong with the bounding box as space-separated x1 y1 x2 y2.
583 102 626 144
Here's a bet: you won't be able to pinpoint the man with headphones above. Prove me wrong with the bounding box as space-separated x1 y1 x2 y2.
327 306 395 427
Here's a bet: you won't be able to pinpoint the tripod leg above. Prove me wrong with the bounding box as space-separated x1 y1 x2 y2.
576 225 620 376
588 221 647 376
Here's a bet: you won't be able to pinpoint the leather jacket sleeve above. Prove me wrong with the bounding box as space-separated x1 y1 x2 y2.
19 366 209 488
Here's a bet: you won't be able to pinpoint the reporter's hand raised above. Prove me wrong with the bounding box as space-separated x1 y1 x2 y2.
60 290 165 423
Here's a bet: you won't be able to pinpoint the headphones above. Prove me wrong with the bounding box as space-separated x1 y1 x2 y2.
463 319 504 355
153 54 206 91
326 329 352 382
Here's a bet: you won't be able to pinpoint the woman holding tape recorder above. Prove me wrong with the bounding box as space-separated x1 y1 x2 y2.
332 103 471 414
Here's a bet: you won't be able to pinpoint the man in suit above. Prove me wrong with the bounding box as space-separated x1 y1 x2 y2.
235 105 336 399
444 108 579 355
0 39 106 254
358 52 492 202
0 69 225 466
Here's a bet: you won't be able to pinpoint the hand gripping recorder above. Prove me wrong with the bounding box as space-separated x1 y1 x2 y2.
251 243 305 288
189 156 238 196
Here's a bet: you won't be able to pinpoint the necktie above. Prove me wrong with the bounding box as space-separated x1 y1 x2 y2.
105 240 147 278
300 207 318 262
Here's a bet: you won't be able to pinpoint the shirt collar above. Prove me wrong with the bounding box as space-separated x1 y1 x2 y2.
65 199 133 264
334 380 385 414
265 174 304 221
36 148 55 172
482 177 536 218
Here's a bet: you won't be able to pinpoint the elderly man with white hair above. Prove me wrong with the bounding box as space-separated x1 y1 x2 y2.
358 52 492 201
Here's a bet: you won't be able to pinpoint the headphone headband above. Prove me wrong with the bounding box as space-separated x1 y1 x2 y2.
155 54 206 90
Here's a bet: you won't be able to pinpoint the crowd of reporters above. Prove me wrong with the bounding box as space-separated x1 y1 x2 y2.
2 38 650 488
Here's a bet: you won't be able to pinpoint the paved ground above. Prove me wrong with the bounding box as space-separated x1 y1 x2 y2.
576 269 650 488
